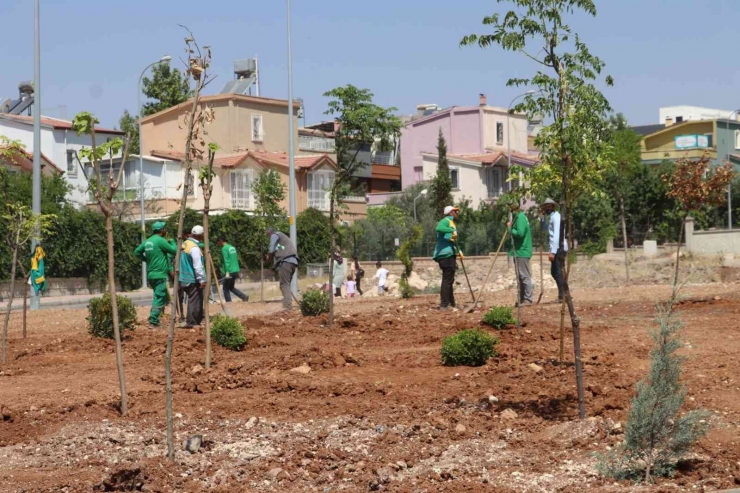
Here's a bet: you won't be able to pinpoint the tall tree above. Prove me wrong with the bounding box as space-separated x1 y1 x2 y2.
605 114 642 282
323 85 401 327
430 128 453 217
118 110 140 155
163 27 213 462
71 112 133 415
141 64 191 117
199 144 219 370
462 0 616 419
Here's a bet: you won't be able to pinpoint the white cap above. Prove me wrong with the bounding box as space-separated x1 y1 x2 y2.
443 206 460 215
191 225 204 235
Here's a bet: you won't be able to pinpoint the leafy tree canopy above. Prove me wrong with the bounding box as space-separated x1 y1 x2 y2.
141 64 191 117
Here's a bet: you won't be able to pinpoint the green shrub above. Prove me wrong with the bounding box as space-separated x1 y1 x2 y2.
398 278 414 299
210 314 247 351
87 293 137 339
441 328 498 367
300 288 330 316
481 306 516 329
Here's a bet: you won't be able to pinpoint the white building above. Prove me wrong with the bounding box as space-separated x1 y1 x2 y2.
659 106 738 125
0 113 125 205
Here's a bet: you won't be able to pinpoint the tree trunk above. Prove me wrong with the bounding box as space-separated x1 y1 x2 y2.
620 196 630 282
1 243 19 364
22 276 28 339
203 203 212 370
563 206 585 419
328 198 335 329
105 213 128 415
672 215 687 299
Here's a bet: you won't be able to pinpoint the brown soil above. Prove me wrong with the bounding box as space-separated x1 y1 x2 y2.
1 283 739 492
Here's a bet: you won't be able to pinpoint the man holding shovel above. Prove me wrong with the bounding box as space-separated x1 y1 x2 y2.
541 198 567 303
433 205 463 311
134 221 178 328
507 201 534 306
266 226 298 311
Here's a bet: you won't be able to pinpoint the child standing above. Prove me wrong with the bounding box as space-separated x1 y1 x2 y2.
344 275 357 298
374 261 389 296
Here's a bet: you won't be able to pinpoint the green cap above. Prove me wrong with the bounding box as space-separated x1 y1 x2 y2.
152 221 166 232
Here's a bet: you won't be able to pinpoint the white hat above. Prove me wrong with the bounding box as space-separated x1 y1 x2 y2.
191 225 204 235
443 205 460 215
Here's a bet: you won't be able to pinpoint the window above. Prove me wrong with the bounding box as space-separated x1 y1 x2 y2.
735 130 740 150
307 170 334 211
496 122 504 144
230 170 253 209
66 150 77 176
251 114 264 142
485 167 504 198
675 116 684 123
450 168 460 190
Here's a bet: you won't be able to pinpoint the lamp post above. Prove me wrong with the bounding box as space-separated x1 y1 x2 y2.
286 0 298 295
414 189 428 221
30 0 41 310
728 110 740 230
506 90 536 195
137 55 171 289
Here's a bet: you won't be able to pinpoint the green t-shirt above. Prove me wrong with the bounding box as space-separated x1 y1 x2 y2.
134 234 178 280
508 212 533 259
221 243 240 274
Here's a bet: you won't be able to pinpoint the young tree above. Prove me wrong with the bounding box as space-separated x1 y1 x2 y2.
118 110 140 155
199 144 219 370
606 115 642 281
430 129 453 217
462 0 615 419
163 28 214 462
141 63 192 116
1 205 55 364
71 112 133 415
598 298 711 483
664 153 733 296
252 168 287 218
323 85 401 327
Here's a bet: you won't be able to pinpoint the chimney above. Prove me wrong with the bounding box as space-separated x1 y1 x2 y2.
333 118 340 133
665 117 674 127
479 94 487 107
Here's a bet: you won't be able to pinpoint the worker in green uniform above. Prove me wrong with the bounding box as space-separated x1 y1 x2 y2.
507 201 534 306
134 221 178 327
30 244 47 295
218 236 249 302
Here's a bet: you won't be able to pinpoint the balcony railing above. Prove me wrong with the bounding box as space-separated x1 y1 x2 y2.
299 136 335 152
372 153 397 165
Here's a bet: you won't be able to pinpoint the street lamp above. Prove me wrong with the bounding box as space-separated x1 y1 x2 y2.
506 90 537 195
137 55 171 289
414 188 428 221
727 109 740 230
286 0 298 295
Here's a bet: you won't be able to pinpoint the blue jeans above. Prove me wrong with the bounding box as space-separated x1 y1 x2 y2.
222 273 248 302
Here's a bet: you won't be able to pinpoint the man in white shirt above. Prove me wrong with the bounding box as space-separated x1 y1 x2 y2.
541 198 567 303
374 261 389 296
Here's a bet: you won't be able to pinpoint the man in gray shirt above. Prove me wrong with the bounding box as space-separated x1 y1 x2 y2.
266 227 298 310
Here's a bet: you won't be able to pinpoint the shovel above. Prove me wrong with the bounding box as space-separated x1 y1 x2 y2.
464 230 508 313
207 253 231 317
458 254 476 306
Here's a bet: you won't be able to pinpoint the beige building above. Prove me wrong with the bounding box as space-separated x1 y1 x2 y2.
135 93 366 221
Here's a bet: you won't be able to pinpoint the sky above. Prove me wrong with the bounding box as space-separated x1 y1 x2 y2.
1 0 739 129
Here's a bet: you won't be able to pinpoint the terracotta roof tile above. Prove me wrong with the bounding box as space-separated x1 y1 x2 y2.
150 149 336 171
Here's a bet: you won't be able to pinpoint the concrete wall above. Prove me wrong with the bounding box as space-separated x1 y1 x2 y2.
0 277 120 299
685 217 740 254
421 154 491 209
482 109 528 153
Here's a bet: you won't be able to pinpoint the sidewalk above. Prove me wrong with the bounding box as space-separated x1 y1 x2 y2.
2 280 268 311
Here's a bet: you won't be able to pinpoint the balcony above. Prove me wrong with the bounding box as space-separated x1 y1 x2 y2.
299 136 335 153
372 153 396 165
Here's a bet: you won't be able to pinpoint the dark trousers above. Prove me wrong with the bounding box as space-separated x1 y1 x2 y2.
551 251 566 301
278 262 297 310
355 276 363 295
184 283 204 326
223 273 248 302
438 256 457 308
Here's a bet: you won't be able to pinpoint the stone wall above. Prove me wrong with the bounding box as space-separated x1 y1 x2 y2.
685 217 740 254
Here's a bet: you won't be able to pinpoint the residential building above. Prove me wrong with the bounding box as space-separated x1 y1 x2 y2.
391 94 536 208
659 106 737 126
299 121 401 195
0 113 124 205
640 118 740 170
139 93 366 221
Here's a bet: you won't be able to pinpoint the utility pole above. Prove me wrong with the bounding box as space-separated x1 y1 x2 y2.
30 0 41 311
286 0 298 295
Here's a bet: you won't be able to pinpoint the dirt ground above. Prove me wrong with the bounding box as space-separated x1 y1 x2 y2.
1 279 739 492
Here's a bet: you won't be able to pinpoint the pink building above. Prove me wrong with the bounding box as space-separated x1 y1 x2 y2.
393 94 537 208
